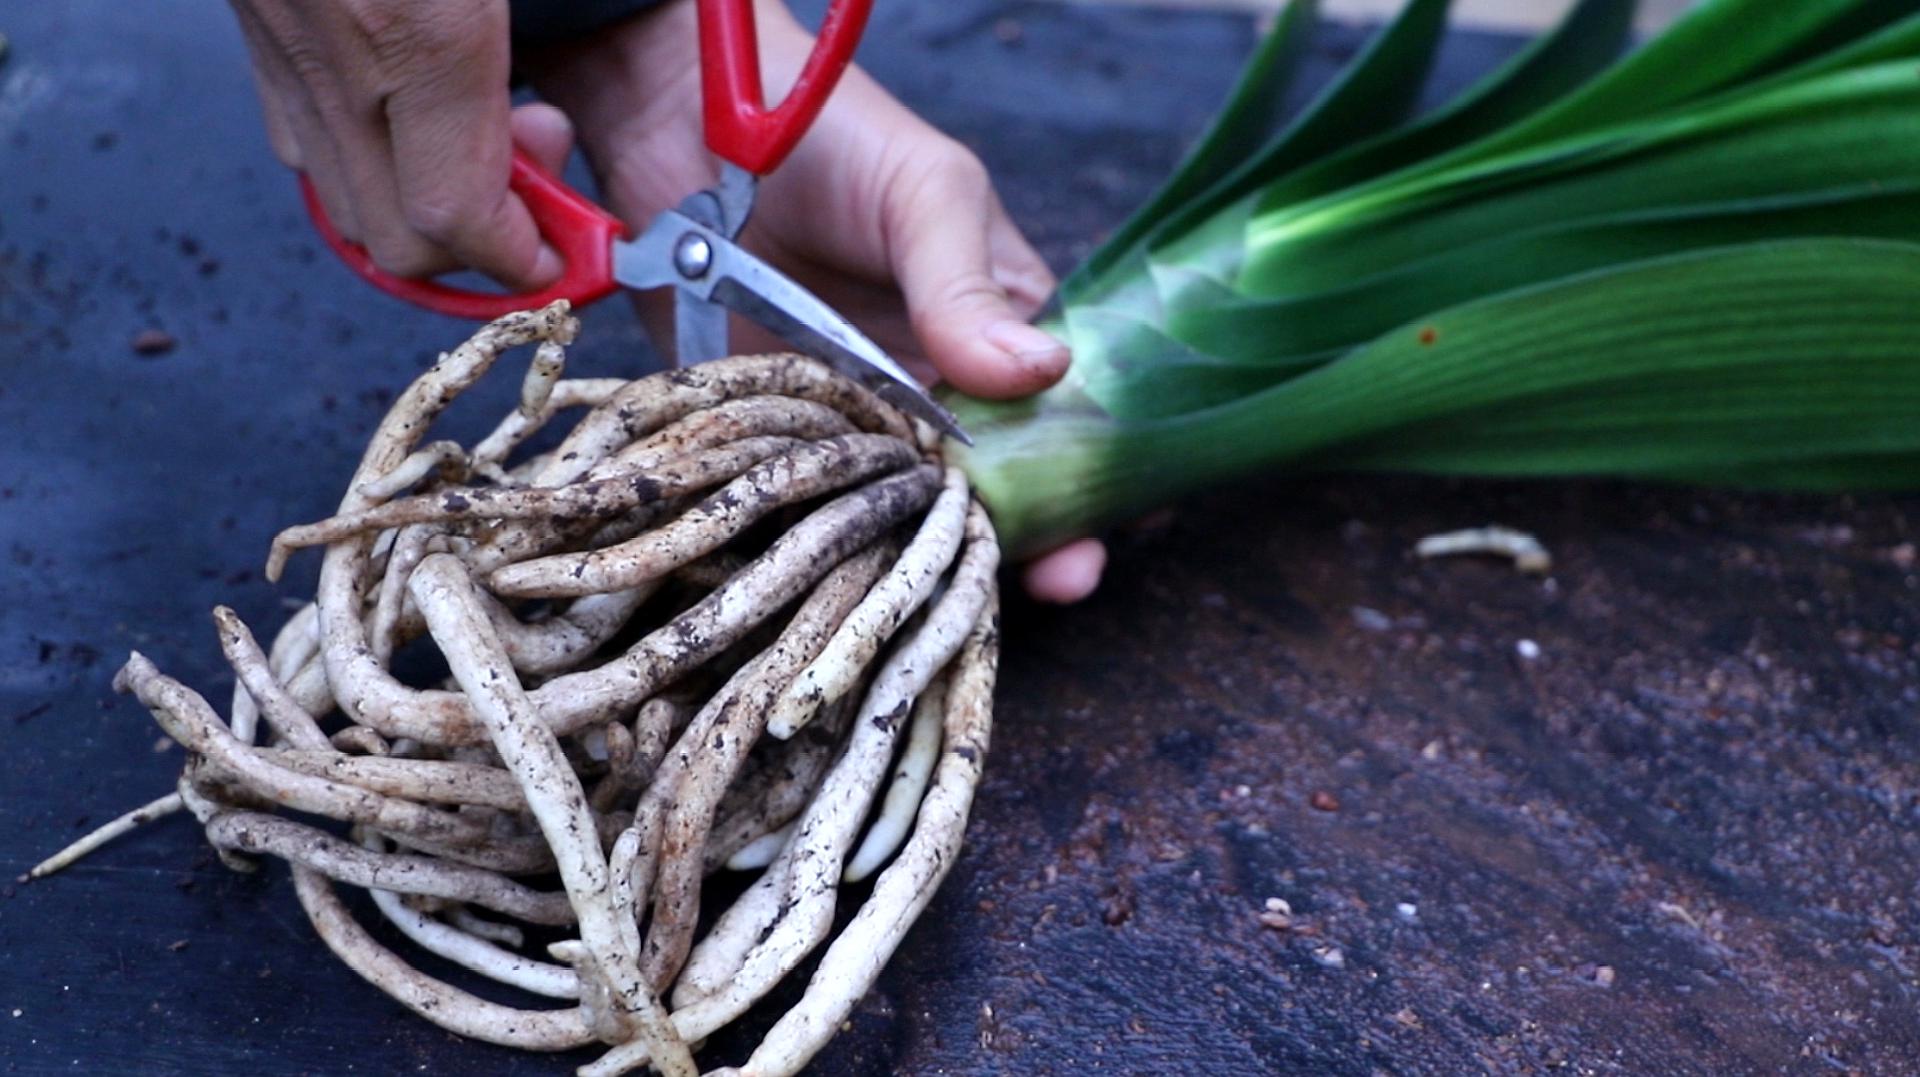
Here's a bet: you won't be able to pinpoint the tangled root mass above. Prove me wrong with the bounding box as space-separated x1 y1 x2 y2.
46 302 1000 1077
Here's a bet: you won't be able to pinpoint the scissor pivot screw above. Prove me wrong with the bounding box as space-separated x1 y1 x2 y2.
673 233 714 280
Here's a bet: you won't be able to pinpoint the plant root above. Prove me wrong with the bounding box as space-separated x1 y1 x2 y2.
39 302 1002 1077
1414 525 1552 574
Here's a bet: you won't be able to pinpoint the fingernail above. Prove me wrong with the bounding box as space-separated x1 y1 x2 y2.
984 320 1069 374
532 245 565 286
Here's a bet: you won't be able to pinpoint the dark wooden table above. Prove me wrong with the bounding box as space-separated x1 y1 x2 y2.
4 3 1917 1074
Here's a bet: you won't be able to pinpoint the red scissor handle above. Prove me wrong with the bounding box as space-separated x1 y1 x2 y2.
700 0 873 175
299 151 629 321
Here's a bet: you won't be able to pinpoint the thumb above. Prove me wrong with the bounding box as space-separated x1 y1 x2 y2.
887 147 1070 400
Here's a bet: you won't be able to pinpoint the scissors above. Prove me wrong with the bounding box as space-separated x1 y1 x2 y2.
298 0 968 442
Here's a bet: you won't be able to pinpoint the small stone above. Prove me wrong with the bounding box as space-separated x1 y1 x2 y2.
1311 946 1346 969
1309 790 1341 812
1258 898 1292 930
10 1008 20 1018
1515 639 1542 661
1351 606 1393 633
167 939 189 953
1802 524 1855 547
1594 965 1616 987
1393 1007 1421 1029
1235 784 1251 798
1891 543 1916 569
130 329 176 356
1395 902 1418 922
1420 740 1444 761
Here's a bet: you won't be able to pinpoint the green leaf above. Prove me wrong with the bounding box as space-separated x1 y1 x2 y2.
1232 0 1920 285
1243 61 1920 296
1659 452 1920 490
1062 306 1294 420
1146 0 1634 315
1141 0 1637 312
964 240 1920 553
1757 10 1920 85
1242 0 1638 216
1204 239 1920 485
1177 184 1920 363
1457 0 1918 161
957 3 1920 552
1066 0 1322 293
1132 0 1458 280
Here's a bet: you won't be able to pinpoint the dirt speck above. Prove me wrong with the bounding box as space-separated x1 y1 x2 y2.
1352 606 1393 632
130 329 176 356
1312 946 1346 969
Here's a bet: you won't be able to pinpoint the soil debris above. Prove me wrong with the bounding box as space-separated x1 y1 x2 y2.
130 329 176 357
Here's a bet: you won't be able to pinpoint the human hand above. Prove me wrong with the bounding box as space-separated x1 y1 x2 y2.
228 0 1105 601
226 0 570 287
524 0 1105 602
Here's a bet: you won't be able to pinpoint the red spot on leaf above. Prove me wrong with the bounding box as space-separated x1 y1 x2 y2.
1418 326 1439 347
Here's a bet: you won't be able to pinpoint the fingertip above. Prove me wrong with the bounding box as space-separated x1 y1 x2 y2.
1021 538 1106 605
530 243 565 287
510 103 575 175
983 319 1070 389
928 316 1072 400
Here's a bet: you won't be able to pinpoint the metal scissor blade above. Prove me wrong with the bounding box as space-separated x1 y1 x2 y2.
612 211 731 366
674 294 728 365
706 249 971 444
612 210 970 442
